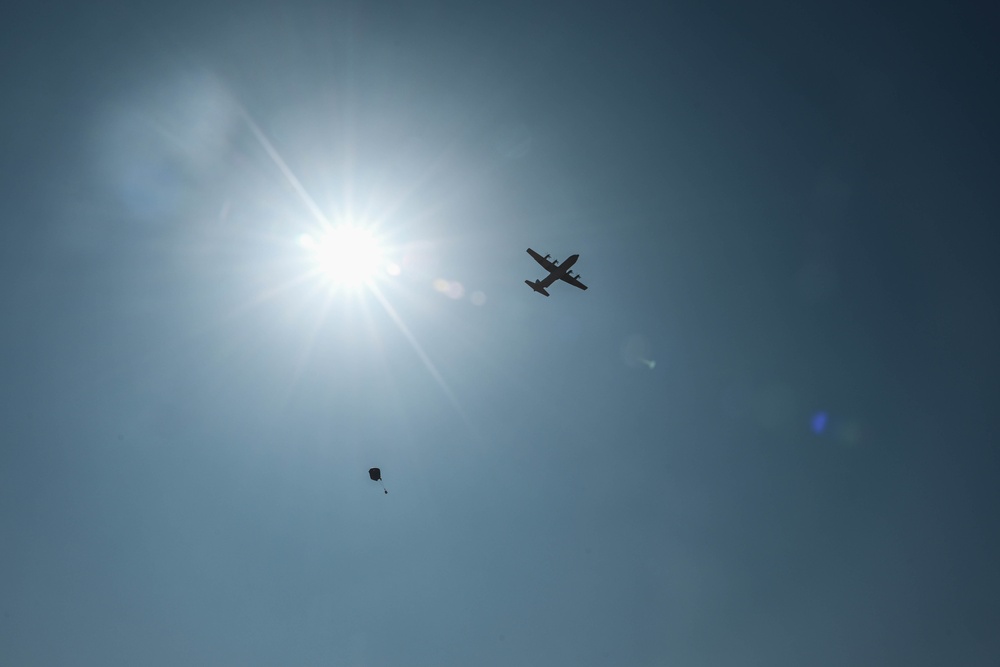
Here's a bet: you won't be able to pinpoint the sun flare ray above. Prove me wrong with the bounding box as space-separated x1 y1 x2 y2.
240 106 330 229
367 282 480 441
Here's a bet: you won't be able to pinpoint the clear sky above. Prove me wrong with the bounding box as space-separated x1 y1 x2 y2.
2 1 998 665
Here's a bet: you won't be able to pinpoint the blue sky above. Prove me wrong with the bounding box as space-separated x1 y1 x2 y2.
2 1 998 665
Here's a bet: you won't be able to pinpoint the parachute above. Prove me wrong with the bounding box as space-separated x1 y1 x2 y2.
369 467 388 494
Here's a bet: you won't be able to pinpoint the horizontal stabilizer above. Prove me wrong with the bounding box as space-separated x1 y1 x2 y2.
525 279 549 296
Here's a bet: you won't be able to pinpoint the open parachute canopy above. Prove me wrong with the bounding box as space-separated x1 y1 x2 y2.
369 467 387 494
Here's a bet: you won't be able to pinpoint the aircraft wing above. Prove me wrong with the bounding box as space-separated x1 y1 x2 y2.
560 274 588 290
527 248 558 273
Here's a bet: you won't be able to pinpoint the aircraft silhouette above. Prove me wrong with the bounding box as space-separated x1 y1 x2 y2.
524 248 588 296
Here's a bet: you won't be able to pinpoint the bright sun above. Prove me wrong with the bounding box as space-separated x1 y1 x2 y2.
299 225 386 287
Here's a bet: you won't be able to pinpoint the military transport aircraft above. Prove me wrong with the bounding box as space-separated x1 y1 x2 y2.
524 248 588 296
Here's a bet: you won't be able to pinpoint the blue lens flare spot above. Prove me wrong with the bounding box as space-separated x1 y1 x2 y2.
811 411 828 434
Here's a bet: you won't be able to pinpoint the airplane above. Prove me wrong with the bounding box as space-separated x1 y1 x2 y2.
524 248 588 296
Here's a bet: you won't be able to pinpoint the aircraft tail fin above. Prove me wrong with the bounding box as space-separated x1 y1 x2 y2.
525 279 549 296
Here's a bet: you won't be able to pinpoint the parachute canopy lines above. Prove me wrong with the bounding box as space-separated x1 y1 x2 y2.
369 468 387 494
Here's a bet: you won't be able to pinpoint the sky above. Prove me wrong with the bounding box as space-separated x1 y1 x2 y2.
2 1 999 665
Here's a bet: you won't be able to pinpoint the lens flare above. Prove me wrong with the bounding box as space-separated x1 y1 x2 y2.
811 411 829 434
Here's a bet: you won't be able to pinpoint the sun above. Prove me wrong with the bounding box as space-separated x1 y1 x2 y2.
299 225 387 287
